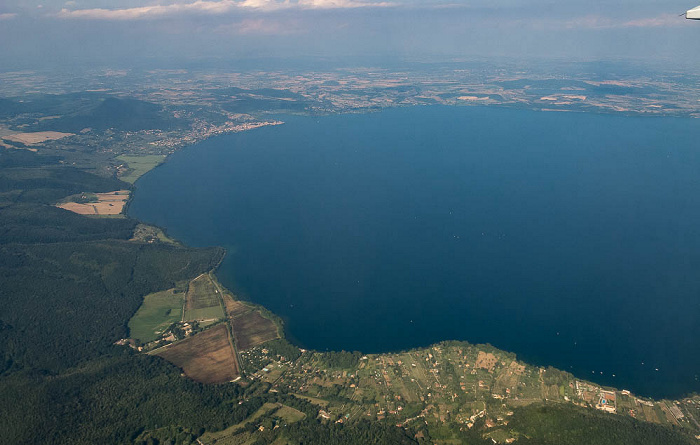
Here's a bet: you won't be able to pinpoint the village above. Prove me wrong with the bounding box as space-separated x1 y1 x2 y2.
233 340 700 443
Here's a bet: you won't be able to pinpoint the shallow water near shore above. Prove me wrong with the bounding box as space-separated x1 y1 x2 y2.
130 105 700 399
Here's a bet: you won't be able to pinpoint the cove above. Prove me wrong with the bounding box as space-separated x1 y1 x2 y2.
129 105 700 399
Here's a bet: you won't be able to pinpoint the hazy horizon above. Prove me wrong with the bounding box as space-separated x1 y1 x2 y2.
2 0 700 71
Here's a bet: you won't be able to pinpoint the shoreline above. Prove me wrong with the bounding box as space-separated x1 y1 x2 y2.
124 109 698 402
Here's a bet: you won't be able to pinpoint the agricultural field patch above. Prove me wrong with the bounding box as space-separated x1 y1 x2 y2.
128 287 183 342
57 190 130 216
4 131 74 145
223 294 253 318
154 323 239 383
232 310 280 350
116 154 165 184
274 404 306 424
184 274 224 322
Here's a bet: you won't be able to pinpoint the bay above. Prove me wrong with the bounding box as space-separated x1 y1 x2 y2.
129 106 700 398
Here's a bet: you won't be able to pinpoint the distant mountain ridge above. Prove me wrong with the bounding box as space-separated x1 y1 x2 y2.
2 94 180 132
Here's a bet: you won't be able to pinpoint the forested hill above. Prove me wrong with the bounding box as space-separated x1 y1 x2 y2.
0 149 253 442
1 94 181 132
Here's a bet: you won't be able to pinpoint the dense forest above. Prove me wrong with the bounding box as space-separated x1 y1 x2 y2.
0 94 181 133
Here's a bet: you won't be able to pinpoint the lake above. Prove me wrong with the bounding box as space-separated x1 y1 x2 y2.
129 105 700 398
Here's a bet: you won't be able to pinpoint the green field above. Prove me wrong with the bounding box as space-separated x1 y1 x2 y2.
186 306 225 322
184 274 225 322
116 154 165 184
199 403 305 445
128 288 183 342
275 405 306 423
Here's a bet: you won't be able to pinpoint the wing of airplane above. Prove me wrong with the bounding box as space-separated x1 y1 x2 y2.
687 5 700 19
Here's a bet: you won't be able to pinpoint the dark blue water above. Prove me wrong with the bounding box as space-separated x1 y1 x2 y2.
130 106 700 398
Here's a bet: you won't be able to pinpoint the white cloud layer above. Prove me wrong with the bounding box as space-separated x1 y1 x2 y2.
561 13 688 29
56 0 393 20
214 17 307 34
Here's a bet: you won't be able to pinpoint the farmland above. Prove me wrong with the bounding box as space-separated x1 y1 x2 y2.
57 189 130 216
223 295 252 318
154 323 240 384
221 293 280 351
231 309 280 351
137 277 278 382
3 130 74 145
116 154 166 184
184 273 225 323
128 287 184 342
135 274 700 443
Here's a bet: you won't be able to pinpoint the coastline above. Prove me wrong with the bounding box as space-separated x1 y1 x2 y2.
4 61 700 444
124 112 699 407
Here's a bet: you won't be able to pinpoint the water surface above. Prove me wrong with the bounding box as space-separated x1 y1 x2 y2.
130 106 700 398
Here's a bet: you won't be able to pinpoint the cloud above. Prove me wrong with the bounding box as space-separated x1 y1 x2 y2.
56 0 393 20
215 17 307 34
561 13 687 30
0 13 18 20
57 2 236 20
621 14 687 28
296 0 385 7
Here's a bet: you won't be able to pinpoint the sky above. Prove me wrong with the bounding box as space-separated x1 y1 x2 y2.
1 0 699 70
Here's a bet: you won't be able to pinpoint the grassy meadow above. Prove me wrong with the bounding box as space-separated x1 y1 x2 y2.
116 154 165 184
128 288 183 342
